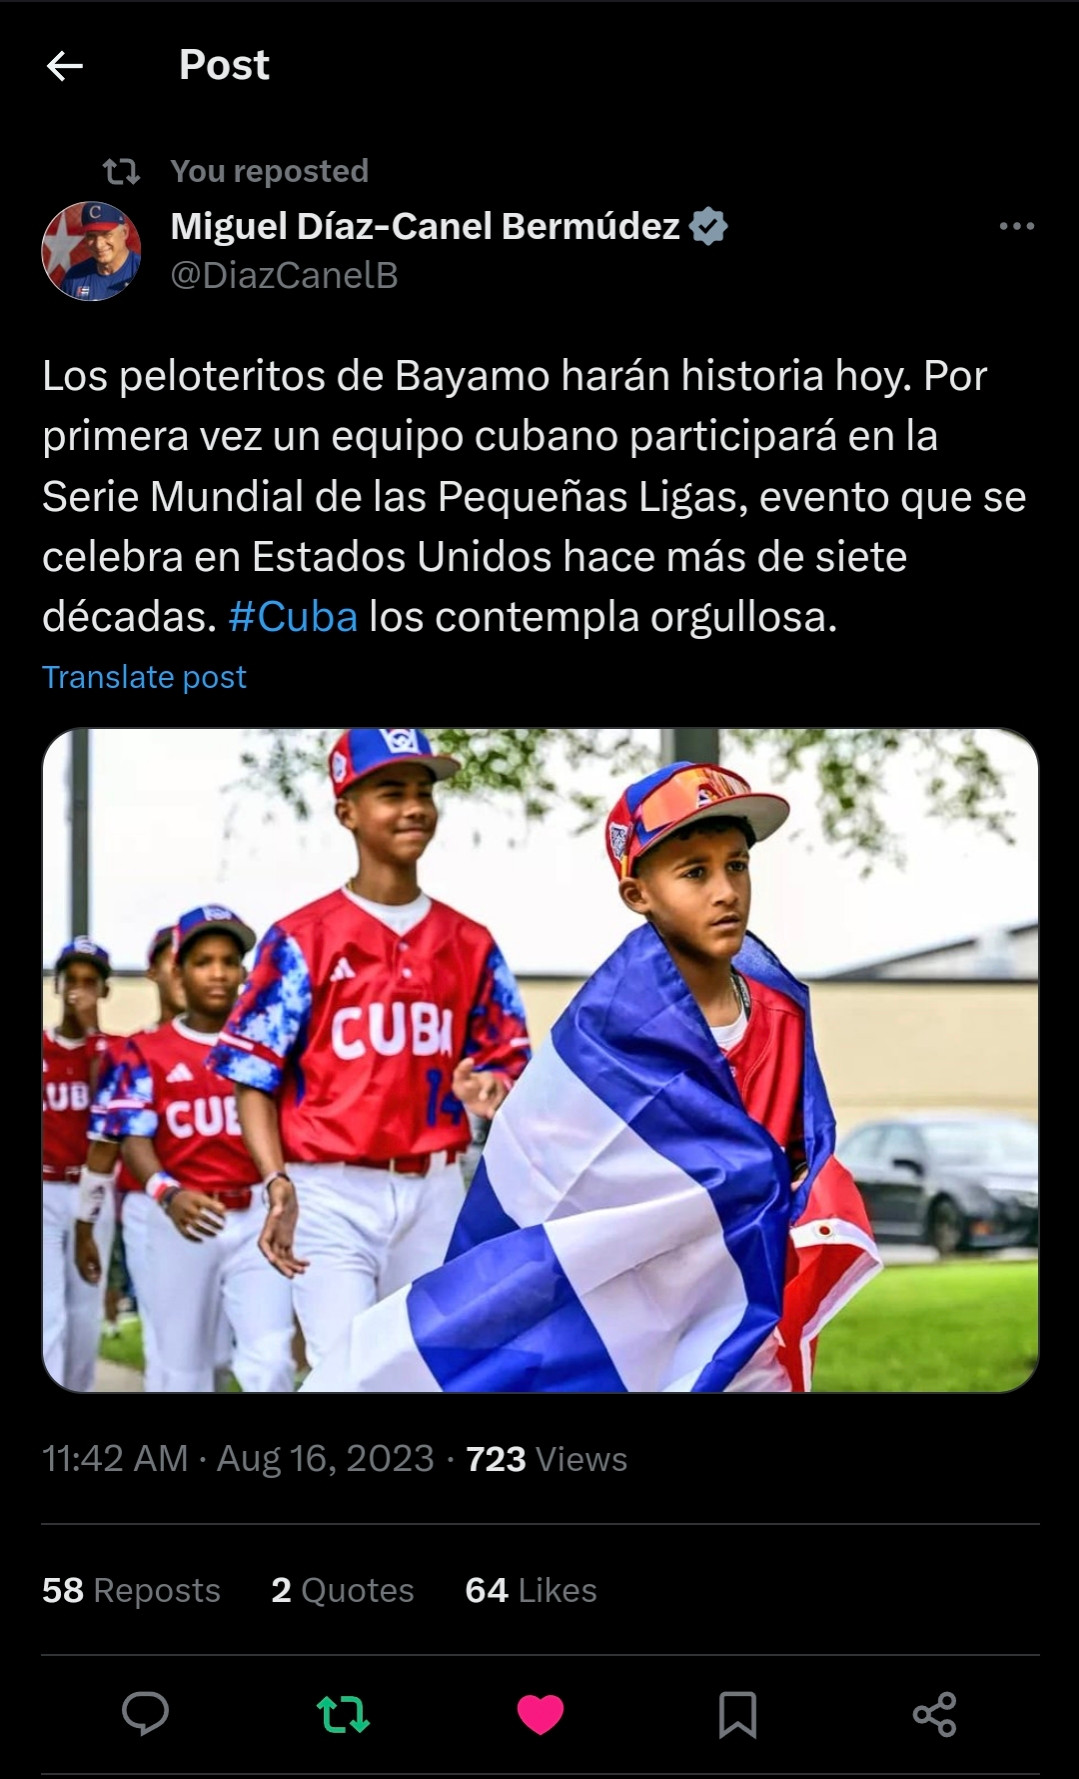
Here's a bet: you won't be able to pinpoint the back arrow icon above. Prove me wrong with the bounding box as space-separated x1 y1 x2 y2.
48 52 84 80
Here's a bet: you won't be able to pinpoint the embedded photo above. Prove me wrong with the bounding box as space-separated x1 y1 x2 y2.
42 727 1037 1397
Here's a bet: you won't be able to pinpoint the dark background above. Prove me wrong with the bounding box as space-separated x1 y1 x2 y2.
35 6 1048 1768
34 3 1068 706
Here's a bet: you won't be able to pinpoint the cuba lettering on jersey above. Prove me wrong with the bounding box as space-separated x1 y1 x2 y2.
105 1018 258 1203
210 890 532 1164
43 1029 112 1181
89 1033 154 1196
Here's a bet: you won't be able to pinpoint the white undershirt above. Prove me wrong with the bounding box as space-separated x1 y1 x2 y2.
343 886 432 936
710 1009 748 1051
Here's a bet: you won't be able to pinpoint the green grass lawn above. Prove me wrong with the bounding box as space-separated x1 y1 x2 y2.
813 1259 1038 1393
99 1317 144 1370
101 1261 1037 1394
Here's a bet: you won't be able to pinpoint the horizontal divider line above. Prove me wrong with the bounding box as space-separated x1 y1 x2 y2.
42 1650 1040 1658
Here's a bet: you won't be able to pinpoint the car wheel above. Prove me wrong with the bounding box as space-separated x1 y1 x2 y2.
929 1197 964 1256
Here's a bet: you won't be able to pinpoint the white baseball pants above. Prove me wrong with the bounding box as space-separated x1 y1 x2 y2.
289 1157 465 1369
147 1198 294 1393
119 1190 161 1393
43 1180 116 1393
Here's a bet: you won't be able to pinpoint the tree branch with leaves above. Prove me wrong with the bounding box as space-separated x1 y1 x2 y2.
232 727 1017 871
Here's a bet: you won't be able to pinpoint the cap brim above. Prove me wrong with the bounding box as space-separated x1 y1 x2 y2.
339 753 460 792
177 920 257 958
638 793 790 860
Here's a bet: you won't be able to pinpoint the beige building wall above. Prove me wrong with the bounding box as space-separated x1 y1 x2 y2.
806 982 1036 1130
43 976 160 1040
44 975 1037 1137
519 979 1038 1133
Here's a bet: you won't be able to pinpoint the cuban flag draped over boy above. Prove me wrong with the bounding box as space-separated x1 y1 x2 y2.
303 923 881 1393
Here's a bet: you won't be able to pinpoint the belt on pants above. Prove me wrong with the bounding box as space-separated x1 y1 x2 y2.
210 1188 253 1212
344 1149 465 1178
198 1188 252 1216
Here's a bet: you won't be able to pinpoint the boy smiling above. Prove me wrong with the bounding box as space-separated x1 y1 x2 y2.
210 726 531 1373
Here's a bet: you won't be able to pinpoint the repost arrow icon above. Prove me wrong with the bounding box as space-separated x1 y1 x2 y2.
341 1696 371 1733
48 51 84 80
315 1696 345 1734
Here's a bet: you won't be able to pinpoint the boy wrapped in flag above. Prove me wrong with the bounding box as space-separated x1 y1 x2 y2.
303 761 881 1392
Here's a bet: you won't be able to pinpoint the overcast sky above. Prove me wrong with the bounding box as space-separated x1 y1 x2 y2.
41 728 1037 979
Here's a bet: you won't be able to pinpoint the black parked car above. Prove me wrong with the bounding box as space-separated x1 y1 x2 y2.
836 1113 1038 1254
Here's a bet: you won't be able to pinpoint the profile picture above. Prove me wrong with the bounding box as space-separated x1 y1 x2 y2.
42 202 142 301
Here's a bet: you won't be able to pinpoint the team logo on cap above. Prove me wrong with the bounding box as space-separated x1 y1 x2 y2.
608 822 630 860
202 905 234 921
380 727 420 755
88 204 103 220
72 936 97 953
331 749 349 783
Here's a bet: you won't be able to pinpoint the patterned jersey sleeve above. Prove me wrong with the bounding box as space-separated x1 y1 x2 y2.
463 942 532 1080
103 1039 159 1140
207 925 312 1092
87 1047 124 1141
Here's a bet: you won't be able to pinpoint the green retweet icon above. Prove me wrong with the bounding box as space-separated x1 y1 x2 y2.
316 1696 371 1734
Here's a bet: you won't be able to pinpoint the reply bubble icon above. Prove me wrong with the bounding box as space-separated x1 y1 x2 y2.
122 1693 170 1736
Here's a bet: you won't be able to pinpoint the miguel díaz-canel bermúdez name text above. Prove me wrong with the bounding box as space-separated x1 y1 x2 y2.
172 211 684 245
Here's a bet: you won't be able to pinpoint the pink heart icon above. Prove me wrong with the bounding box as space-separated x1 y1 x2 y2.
517 1694 564 1735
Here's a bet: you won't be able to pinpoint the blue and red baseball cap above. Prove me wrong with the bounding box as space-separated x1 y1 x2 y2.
81 202 126 232
54 936 111 979
328 727 460 796
174 905 257 962
147 925 175 966
606 762 790 878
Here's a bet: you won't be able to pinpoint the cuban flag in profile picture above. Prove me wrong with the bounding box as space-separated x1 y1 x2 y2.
41 203 142 288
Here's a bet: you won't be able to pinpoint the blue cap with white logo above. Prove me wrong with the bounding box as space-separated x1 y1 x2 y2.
54 936 111 979
173 906 256 962
327 728 460 797
81 201 126 232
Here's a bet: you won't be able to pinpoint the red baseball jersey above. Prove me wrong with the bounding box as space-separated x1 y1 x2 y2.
726 976 807 1175
209 890 532 1164
42 1028 112 1181
105 1019 259 1205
